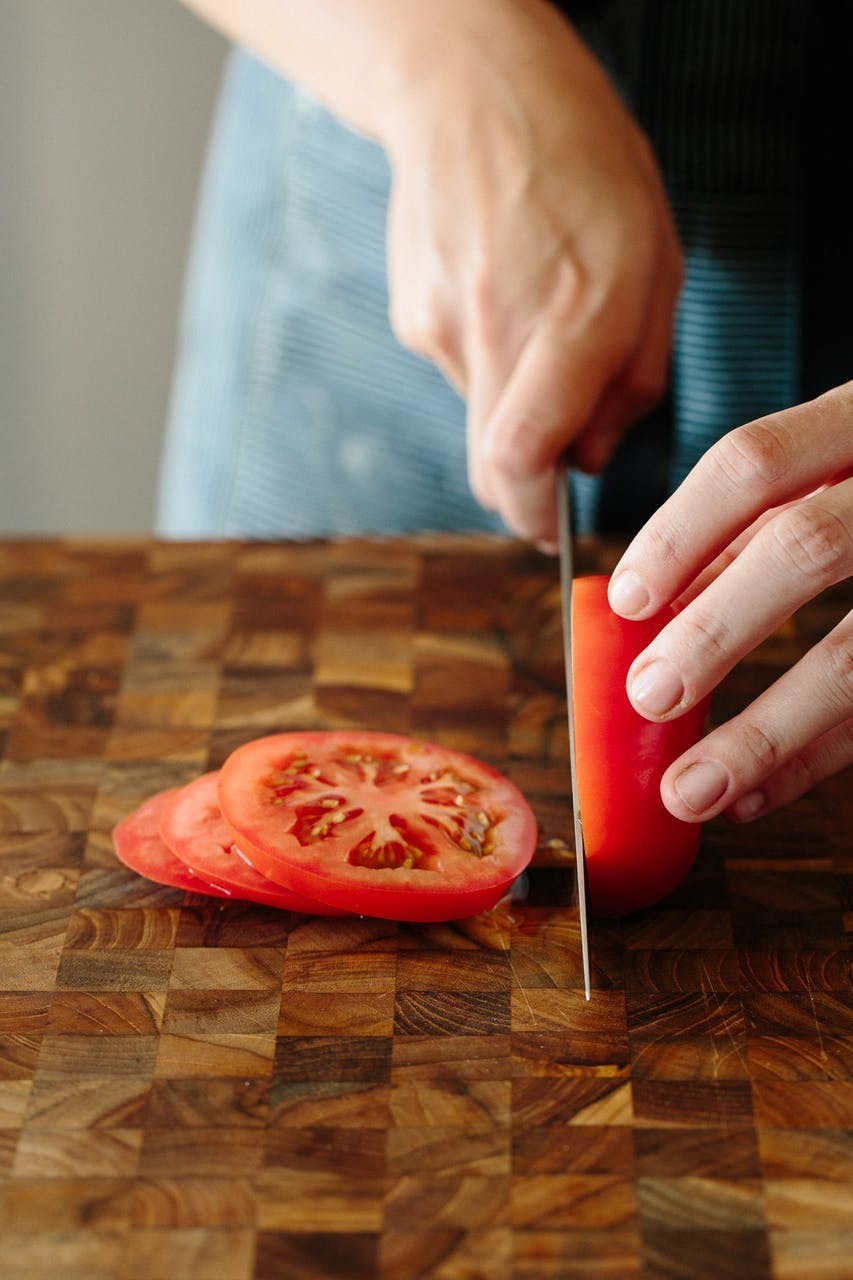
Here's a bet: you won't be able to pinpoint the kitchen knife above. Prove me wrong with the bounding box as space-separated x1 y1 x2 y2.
556 468 591 1001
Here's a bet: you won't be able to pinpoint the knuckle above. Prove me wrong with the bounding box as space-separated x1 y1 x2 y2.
469 256 586 351
831 380 853 418
711 418 791 491
546 257 587 323
389 294 451 360
770 504 850 583
824 627 853 707
481 417 537 477
739 719 782 777
680 608 729 666
643 521 684 573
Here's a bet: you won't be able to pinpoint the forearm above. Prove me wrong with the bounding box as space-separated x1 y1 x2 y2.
180 0 456 145
179 0 582 154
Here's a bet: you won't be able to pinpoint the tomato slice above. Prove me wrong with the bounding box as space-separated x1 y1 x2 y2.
159 772 349 916
217 730 537 921
113 789 230 897
571 574 711 916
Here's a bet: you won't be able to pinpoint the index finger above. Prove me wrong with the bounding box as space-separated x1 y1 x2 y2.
475 265 655 544
475 311 633 543
608 384 853 619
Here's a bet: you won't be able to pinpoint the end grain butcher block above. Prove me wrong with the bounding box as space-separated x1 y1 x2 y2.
0 535 850 1280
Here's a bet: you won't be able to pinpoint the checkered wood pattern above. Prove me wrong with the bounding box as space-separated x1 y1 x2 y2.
0 536 850 1280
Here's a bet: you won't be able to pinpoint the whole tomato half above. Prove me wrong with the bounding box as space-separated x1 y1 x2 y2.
572 575 710 916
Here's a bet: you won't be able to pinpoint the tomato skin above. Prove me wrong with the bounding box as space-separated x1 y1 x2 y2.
572 575 710 916
113 789 231 898
217 730 537 922
159 772 348 916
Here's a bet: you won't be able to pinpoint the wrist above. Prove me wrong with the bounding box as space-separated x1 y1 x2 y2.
374 0 551 154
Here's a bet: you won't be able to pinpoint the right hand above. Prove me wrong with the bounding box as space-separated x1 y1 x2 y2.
383 0 682 545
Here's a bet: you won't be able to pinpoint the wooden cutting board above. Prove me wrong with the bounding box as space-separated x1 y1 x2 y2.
0 535 850 1280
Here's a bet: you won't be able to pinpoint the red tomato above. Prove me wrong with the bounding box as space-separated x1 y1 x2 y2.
217 730 537 921
113 788 230 897
572 575 710 916
159 772 348 916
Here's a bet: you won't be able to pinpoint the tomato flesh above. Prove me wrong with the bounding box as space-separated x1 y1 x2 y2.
159 772 348 915
572 575 710 915
217 730 537 921
113 789 230 898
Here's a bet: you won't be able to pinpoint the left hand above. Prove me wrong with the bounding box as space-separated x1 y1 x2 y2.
606 382 853 823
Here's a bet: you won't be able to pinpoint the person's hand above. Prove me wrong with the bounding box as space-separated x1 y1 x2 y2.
607 382 853 823
382 0 682 545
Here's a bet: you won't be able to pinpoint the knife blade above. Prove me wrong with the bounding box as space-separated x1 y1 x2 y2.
556 468 591 1001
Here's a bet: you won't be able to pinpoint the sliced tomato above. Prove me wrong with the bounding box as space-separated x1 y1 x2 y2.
571 574 711 916
217 730 537 921
159 772 349 916
113 788 230 897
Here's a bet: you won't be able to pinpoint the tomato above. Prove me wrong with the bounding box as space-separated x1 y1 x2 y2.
159 772 348 916
113 788 230 898
217 730 537 921
572 575 710 916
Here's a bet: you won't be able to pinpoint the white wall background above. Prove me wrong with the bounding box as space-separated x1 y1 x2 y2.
0 0 227 533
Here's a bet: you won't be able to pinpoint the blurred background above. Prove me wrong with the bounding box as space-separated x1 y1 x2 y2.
1 0 226 533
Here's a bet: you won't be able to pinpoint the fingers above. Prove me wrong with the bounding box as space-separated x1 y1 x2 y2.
658 607 853 823
469 211 681 542
608 388 853 823
671 476 853 613
465 277 619 537
670 496 805 613
572 226 682 476
727 715 853 821
609 383 853 621
624 477 853 721
386 189 469 397
469 254 671 543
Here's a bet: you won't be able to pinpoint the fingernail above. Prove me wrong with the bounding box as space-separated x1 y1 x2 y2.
729 789 766 823
609 570 649 617
630 660 684 716
674 760 729 814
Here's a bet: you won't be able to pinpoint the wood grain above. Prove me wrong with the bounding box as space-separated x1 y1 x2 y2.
0 534 850 1279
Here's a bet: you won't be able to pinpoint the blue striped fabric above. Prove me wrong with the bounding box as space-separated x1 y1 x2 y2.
670 191 800 485
157 59 501 539
157 3 819 539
